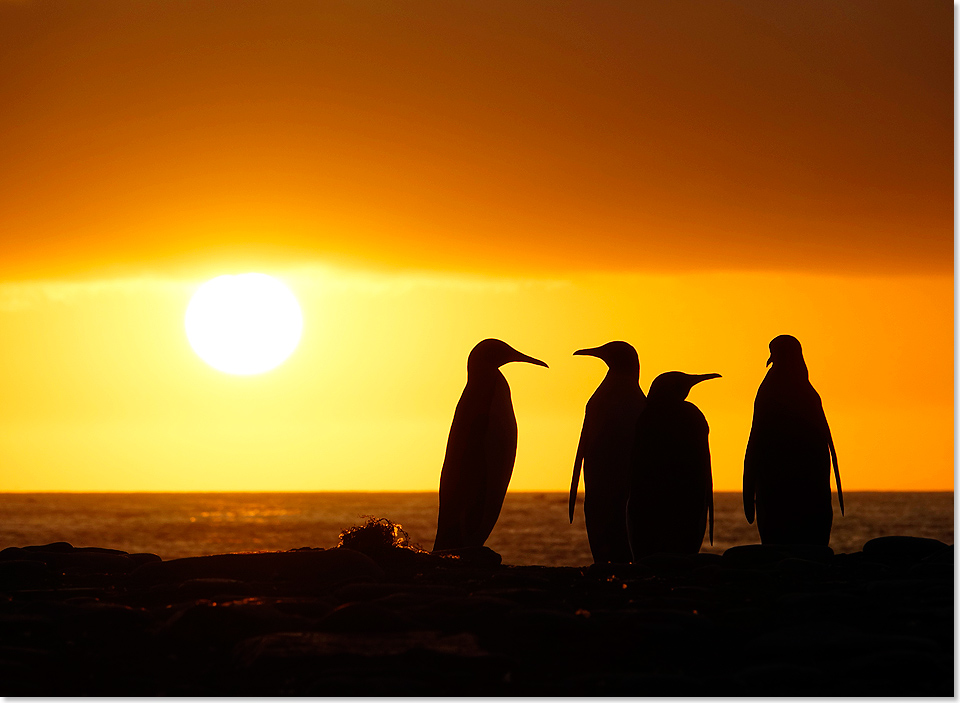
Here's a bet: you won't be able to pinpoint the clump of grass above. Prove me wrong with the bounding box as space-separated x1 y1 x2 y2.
337 516 424 555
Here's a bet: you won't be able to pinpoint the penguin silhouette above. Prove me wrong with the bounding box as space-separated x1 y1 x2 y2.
743 335 843 545
627 371 719 559
433 339 548 551
569 341 646 563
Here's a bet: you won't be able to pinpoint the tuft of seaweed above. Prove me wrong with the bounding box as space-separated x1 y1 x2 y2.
337 516 426 555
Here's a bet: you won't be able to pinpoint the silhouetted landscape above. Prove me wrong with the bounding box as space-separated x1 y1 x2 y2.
0 523 951 696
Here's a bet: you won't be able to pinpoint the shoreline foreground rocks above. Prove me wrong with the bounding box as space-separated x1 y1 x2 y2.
0 535 952 695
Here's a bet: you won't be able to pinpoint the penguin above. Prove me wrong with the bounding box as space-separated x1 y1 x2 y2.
433 339 548 551
569 341 646 563
627 371 719 559
743 334 843 545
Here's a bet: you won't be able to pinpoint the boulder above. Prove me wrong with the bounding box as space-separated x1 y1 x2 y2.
128 548 384 588
0 547 137 574
722 544 833 567
430 546 502 568
863 536 950 563
316 601 425 632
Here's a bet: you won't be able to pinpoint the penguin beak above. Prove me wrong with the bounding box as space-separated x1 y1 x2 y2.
573 347 600 358
692 373 722 385
513 351 549 368
766 356 772 367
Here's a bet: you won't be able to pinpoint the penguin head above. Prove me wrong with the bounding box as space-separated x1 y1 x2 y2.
573 341 639 373
647 371 721 404
767 335 808 374
468 339 549 371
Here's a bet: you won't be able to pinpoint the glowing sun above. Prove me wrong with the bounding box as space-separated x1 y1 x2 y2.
185 273 303 375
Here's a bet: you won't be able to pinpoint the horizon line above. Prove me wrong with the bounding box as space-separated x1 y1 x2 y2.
0 489 949 494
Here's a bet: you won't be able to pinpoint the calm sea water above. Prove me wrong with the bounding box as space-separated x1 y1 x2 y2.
0 492 952 567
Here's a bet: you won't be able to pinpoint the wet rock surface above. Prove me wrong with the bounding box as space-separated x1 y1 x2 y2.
0 538 952 695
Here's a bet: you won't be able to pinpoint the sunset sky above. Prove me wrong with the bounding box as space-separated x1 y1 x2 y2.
0 0 952 492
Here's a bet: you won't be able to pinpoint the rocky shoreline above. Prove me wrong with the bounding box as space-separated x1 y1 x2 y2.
0 535 953 695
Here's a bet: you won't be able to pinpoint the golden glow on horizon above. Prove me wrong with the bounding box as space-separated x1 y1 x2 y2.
185 273 303 375
0 267 951 492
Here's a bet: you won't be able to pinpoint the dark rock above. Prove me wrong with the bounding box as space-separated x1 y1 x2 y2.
71 601 154 634
920 544 953 564
694 552 723 565
234 630 488 666
430 546 502 567
126 553 163 566
266 597 338 619
722 544 833 567
75 546 130 555
481 568 552 589
0 547 137 574
21 542 74 553
584 561 652 579
0 561 57 589
469 587 555 606
775 590 856 611
829 552 892 579
639 553 700 572
776 557 829 574
606 672 713 696
316 601 424 632
907 561 953 580
0 537 952 696
497 607 592 639
589 608 714 655
161 598 296 645
128 548 385 587
862 536 949 563
370 592 442 610
734 663 836 696
176 577 257 601
844 649 952 692
721 544 786 566
358 547 450 577
405 595 517 631
334 581 463 604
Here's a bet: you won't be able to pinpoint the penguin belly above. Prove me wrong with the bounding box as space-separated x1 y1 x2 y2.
628 409 710 558
474 378 517 546
582 450 633 563
579 387 643 564
434 381 497 551
627 466 709 558
754 433 833 545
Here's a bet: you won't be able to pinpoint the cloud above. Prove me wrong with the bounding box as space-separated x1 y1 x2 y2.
0 276 193 312
0 264 577 312
284 264 574 297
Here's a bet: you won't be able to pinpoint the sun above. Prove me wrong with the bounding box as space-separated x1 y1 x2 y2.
185 273 303 375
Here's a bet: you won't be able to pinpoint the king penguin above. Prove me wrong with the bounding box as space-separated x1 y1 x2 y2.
627 371 719 559
743 334 843 545
569 341 646 563
433 339 548 552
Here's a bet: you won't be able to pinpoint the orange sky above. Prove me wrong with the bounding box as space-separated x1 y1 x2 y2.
0 1 952 491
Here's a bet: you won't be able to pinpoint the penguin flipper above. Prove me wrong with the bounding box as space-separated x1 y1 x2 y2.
569 428 586 523
827 422 843 516
568 456 583 524
707 456 715 546
743 431 757 524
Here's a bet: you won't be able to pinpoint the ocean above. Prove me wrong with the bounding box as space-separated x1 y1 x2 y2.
0 492 952 567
